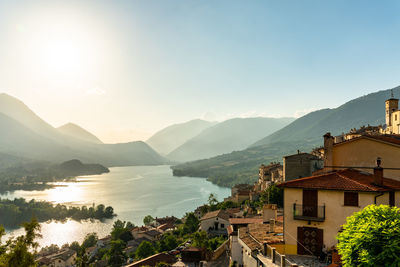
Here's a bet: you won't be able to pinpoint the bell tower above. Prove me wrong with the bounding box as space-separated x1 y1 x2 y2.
385 90 399 128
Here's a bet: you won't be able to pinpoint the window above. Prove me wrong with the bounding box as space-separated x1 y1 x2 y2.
396 114 398 121
221 223 224 228
344 192 358 206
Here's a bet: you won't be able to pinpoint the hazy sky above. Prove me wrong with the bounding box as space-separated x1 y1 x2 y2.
1 0 400 143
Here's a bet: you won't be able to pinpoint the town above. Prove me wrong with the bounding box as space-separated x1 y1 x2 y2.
30 92 400 267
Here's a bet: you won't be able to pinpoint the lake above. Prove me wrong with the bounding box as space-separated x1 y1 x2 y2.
1 165 231 248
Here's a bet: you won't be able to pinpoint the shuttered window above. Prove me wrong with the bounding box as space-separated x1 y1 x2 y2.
344 192 358 206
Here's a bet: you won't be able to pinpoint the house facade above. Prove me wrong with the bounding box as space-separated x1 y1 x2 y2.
283 152 323 182
278 168 400 256
200 210 231 236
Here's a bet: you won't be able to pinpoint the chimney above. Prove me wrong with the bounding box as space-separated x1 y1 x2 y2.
323 133 334 171
374 157 383 186
269 219 275 233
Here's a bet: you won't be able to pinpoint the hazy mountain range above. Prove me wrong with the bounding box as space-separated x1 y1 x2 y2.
1 86 397 186
146 119 217 155
0 93 294 172
0 93 167 167
166 117 294 162
57 123 104 144
172 87 398 186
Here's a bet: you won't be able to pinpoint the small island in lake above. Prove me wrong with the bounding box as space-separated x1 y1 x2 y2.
0 198 115 228
0 159 109 193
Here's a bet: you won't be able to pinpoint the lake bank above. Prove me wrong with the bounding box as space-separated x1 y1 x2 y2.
2 165 230 247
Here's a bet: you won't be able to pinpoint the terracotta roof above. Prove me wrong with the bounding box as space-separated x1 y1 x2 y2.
48 249 76 261
225 207 241 214
335 134 400 147
239 224 283 251
144 229 162 237
157 222 175 231
278 169 400 192
229 217 263 225
200 209 231 221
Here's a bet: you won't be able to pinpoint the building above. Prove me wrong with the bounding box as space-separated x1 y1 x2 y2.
230 184 253 203
237 222 283 267
283 151 323 181
323 132 400 180
255 163 283 191
153 216 178 227
334 125 382 142
199 210 232 236
383 90 400 134
37 249 77 267
194 205 208 220
131 227 162 242
180 247 207 265
278 167 400 256
228 217 264 266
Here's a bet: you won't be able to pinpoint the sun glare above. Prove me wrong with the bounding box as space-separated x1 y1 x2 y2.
10 10 112 91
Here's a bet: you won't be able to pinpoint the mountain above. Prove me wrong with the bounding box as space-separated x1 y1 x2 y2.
251 88 391 147
0 93 168 167
57 159 109 176
58 123 103 144
146 119 216 155
0 93 62 141
167 117 295 162
172 87 399 186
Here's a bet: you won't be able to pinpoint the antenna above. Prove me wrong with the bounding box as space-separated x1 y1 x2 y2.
391 89 394 98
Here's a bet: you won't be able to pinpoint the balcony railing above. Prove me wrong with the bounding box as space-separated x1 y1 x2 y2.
293 203 325 222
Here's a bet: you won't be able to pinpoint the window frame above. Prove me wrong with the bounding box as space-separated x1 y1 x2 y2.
344 192 359 207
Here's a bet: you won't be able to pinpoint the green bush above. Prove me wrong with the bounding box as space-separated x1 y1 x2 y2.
337 205 400 267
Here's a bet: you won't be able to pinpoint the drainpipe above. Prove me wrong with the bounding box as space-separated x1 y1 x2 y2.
374 192 384 204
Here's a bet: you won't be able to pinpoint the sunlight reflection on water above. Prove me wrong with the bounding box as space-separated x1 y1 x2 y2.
2 165 230 247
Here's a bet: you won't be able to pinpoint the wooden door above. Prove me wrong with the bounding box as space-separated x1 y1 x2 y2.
297 227 323 256
303 189 318 217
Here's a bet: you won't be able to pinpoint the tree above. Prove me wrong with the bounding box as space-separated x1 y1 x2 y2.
105 240 126 265
0 218 41 267
192 231 208 249
156 262 171 267
135 241 156 259
337 205 400 267
69 241 81 254
266 184 283 207
111 220 133 242
208 193 218 206
143 215 154 226
182 213 199 234
82 233 98 249
157 234 178 252
104 206 114 218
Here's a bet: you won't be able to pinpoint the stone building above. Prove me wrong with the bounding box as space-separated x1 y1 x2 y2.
283 152 323 182
382 90 400 134
255 163 283 192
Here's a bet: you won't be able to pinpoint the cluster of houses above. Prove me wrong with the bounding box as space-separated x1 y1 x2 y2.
36 93 400 267
37 249 77 267
186 93 400 267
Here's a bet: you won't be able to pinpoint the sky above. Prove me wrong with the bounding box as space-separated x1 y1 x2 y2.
0 0 400 143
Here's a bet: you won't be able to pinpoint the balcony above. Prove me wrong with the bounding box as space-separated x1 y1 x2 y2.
293 203 325 222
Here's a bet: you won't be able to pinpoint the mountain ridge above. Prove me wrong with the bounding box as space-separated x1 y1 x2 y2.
167 117 295 162
172 86 399 186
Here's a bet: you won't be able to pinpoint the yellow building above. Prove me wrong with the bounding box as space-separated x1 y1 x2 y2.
324 133 400 179
278 168 400 256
